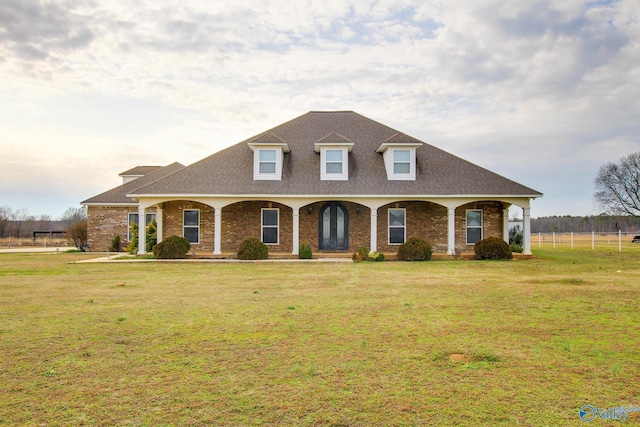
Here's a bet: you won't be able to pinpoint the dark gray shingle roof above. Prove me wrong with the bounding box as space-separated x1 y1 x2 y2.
129 111 542 197
82 162 185 204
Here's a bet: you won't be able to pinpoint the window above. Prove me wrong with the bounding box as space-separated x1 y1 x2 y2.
259 149 276 174
128 212 156 241
261 208 279 245
393 150 411 174
376 144 420 180
249 143 288 181
388 208 406 245
319 146 349 180
325 150 343 174
466 210 482 244
183 209 200 244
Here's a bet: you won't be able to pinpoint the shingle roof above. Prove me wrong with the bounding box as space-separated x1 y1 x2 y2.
129 111 542 197
82 162 185 204
119 166 163 177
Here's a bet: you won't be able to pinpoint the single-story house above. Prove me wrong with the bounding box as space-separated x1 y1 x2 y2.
82 111 542 256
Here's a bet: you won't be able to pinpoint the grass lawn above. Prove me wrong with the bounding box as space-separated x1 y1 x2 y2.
1 248 639 426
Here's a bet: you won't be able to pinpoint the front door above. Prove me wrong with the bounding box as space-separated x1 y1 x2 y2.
319 202 349 250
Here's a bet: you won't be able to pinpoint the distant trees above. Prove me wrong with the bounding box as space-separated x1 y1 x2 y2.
0 206 87 239
594 151 640 217
530 215 640 233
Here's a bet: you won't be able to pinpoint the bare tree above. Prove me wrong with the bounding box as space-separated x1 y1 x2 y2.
594 151 640 217
0 206 12 238
11 208 30 238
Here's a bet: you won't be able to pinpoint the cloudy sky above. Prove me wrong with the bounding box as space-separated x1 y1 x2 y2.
1 0 638 219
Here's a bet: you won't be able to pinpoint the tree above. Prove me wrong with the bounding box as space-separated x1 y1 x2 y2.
0 206 12 238
67 220 88 251
594 151 640 216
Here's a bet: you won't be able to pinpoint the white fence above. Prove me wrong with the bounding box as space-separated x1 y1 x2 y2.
535 231 639 251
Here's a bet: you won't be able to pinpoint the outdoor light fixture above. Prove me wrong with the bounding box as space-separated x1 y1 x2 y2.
308 206 313 214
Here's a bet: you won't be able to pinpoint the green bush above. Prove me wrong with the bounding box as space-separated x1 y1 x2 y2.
109 235 122 252
237 237 269 260
367 251 385 262
352 246 369 262
397 237 432 261
152 235 191 259
474 237 513 260
298 242 313 259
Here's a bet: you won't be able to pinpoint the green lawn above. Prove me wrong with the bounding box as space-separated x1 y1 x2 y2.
1 248 639 426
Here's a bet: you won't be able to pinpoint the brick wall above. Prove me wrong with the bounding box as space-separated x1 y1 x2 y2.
87 200 506 255
86 205 156 252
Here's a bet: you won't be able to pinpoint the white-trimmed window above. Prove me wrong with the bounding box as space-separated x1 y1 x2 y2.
259 149 277 174
376 144 420 180
261 208 279 245
320 146 349 180
388 208 406 245
183 209 200 244
393 150 411 174
128 213 156 241
466 210 483 244
249 144 288 181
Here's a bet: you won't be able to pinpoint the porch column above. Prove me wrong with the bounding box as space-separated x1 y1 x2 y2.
370 207 378 253
156 206 163 243
214 207 222 255
292 208 299 255
447 207 455 255
137 206 146 255
523 207 532 255
503 207 510 244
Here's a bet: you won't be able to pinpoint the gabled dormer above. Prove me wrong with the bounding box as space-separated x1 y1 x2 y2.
247 132 290 181
376 133 423 181
314 133 354 181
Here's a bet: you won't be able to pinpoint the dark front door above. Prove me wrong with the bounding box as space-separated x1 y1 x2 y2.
319 202 349 250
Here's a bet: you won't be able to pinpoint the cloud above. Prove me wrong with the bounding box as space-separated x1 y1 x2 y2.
0 0 639 217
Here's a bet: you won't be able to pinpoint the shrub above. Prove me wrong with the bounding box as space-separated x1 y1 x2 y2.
474 237 513 260
237 237 269 260
397 237 432 261
67 220 88 251
146 219 157 253
367 251 385 262
352 246 369 262
152 235 191 259
298 242 313 259
109 235 122 252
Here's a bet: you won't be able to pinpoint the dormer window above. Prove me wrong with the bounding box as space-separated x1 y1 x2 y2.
319 147 349 180
248 138 290 180
259 149 277 174
393 150 411 174
314 133 354 181
376 142 422 181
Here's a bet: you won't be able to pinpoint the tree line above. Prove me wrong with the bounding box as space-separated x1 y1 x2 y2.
529 215 640 233
0 206 87 238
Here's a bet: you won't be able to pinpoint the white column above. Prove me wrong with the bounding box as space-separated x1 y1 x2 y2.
523 207 532 255
447 207 456 255
137 206 146 255
214 208 222 255
503 208 510 244
370 208 378 253
156 206 163 243
292 208 299 255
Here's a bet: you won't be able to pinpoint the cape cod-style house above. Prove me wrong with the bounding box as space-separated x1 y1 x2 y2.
82 111 542 257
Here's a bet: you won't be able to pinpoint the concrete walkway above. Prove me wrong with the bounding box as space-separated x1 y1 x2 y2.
0 246 75 253
75 255 353 263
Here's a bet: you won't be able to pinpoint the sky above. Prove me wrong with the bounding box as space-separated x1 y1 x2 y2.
1 0 638 219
